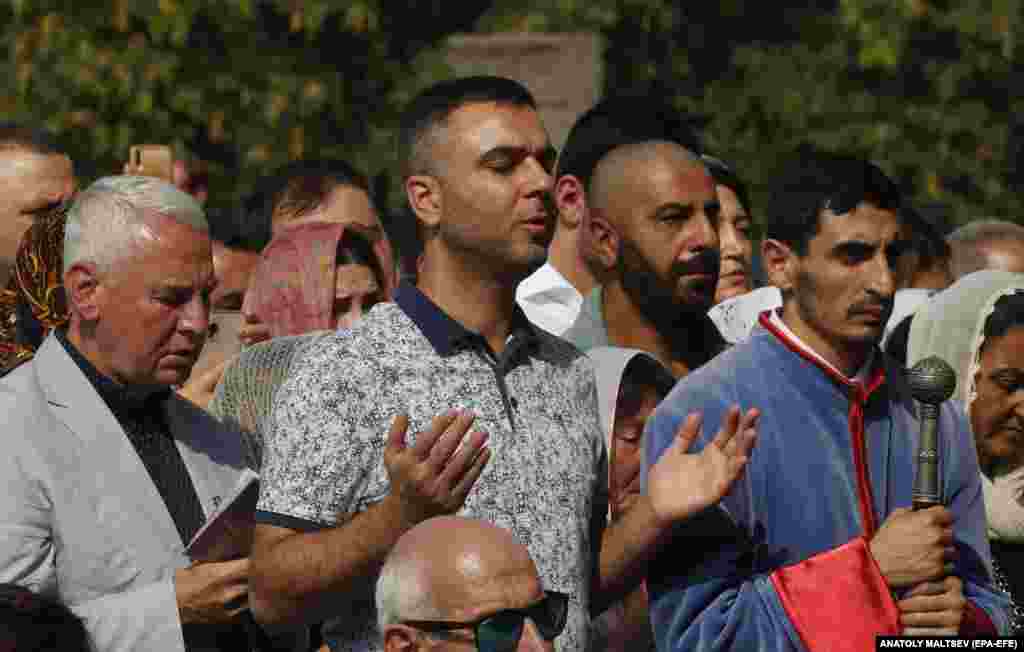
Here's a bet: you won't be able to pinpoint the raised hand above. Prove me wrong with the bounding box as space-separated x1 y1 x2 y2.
869 506 955 588
646 405 759 527
383 410 491 527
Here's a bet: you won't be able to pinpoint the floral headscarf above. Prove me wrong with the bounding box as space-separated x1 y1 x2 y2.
0 202 69 371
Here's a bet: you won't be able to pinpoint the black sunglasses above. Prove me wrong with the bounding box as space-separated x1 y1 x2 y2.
402 590 569 652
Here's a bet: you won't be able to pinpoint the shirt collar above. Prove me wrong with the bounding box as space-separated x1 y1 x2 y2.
516 262 581 305
765 309 875 384
394 280 540 358
55 328 171 413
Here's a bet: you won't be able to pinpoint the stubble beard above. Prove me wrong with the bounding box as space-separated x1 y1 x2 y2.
793 269 882 353
437 220 547 286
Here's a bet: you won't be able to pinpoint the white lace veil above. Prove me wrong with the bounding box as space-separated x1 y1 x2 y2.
907 270 1024 413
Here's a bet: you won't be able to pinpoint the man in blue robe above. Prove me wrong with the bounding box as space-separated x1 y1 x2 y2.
643 150 1011 651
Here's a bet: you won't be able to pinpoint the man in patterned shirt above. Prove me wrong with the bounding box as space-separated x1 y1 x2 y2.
249 76 758 652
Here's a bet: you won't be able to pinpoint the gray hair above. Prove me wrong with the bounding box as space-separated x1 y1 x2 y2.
375 550 441 637
947 219 1024 280
63 175 208 276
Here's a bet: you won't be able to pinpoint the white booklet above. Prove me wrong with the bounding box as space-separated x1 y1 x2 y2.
707 286 782 345
186 469 260 563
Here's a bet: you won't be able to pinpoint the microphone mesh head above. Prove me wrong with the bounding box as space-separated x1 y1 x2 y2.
906 356 957 406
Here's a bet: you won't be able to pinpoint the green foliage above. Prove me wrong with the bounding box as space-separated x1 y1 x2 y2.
0 1 492 211
477 0 1024 226
4 1 1024 227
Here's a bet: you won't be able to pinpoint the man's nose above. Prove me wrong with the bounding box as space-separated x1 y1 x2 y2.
180 296 210 336
869 254 897 298
524 158 554 197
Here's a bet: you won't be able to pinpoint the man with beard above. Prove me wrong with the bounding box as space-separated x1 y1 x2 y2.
248 76 758 652
642 151 1010 651
562 139 725 378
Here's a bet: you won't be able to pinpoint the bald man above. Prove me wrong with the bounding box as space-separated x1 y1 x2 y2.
376 516 565 652
563 139 725 378
947 219 1024 280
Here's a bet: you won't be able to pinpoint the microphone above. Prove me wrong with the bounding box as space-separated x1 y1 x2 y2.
906 356 957 511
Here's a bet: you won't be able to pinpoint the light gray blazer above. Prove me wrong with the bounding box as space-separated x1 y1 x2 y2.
0 334 251 652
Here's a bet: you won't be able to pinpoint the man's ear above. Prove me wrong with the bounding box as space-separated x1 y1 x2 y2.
584 211 620 271
63 263 102 322
405 175 442 235
382 624 420 652
761 238 797 293
555 175 585 230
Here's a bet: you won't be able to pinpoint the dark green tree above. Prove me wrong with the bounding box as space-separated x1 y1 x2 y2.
476 0 1024 225
1 1 493 210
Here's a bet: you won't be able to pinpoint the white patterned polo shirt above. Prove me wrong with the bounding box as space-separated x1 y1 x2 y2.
256 281 608 652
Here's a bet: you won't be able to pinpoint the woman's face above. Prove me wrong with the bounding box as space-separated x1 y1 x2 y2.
332 263 381 330
713 184 754 305
972 326 1024 472
610 383 663 517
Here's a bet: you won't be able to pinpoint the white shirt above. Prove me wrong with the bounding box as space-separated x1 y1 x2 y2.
516 261 584 337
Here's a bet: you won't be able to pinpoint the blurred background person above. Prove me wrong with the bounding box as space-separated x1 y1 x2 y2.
0 123 75 290
703 155 755 305
588 347 675 652
209 220 388 469
948 220 1024 280
0 201 71 373
238 159 397 348
908 270 1024 631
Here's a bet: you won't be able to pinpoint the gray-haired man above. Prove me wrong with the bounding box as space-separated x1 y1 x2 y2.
0 176 262 651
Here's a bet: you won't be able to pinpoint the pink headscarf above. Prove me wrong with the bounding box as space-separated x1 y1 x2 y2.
242 220 389 338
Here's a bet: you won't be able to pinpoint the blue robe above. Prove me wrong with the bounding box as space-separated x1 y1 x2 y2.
642 318 1011 652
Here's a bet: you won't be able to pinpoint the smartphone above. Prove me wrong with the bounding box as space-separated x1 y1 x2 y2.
128 144 173 182
190 310 245 381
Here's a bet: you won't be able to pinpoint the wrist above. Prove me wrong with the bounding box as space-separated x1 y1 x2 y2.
639 494 674 532
379 493 423 532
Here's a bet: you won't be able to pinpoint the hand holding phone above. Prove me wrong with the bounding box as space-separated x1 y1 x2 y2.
125 145 174 182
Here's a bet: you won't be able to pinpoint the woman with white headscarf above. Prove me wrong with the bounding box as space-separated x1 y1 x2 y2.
588 347 675 652
907 269 1024 630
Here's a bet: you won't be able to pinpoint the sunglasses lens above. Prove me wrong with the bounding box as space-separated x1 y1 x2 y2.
478 612 525 652
533 593 569 640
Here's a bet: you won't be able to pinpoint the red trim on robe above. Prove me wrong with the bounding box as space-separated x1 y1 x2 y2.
961 600 997 636
759 311 886 536
770 537 900 651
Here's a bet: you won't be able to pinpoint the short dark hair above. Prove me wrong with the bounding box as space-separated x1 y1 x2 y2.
241 159 371 236
983 290 1024 341
208 205 269 254
701 154 752 216
902 204 951 267
557 94 703 193
764 147 903 255
0 122 67 156
0 583 90 652
398 76 537 180
336 225 386 295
